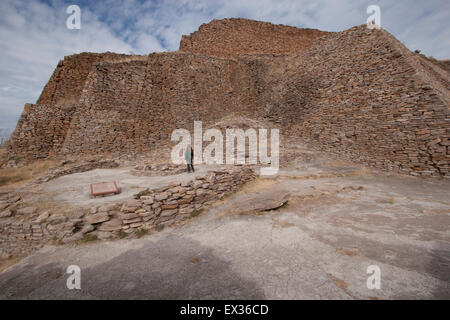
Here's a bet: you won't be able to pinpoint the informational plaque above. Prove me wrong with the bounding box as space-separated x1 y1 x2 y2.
90 181 119 197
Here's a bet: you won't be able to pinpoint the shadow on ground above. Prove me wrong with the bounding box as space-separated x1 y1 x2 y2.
0 262 63 298
0 236 265 299
426 242 450 299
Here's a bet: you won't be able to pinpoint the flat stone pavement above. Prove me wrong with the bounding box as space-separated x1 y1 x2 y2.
22 164 223 207
0 163 449 299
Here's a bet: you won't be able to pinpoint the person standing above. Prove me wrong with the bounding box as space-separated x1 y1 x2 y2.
185 145 194 173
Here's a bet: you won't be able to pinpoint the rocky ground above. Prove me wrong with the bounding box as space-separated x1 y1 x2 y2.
0 145 449 299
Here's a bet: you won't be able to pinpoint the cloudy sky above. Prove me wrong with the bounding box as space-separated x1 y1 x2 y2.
0 0 449 133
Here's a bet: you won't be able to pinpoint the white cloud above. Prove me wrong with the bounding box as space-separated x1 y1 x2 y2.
0 1 140 130
0 0 448 131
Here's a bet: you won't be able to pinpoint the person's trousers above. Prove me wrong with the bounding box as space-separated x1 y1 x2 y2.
187 163 194 172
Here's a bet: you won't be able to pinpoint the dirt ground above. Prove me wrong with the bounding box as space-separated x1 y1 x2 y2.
0 147 449 299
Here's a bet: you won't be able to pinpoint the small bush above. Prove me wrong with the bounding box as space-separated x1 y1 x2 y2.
136 228 148 238
118 230 127 239
190 208 204 218
78 234 98 244
51 236 64 246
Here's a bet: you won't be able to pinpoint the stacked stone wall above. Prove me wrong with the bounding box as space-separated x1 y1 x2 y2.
5 103 76 159
286 27 449 176
60 53 253 155
180 18 330 58
37 52 131 105
4 20 450 176
0 166 254 258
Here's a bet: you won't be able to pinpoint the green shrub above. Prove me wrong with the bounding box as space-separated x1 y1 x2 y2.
118 230 127 239
190 208 204 218
78 234 98 244
136 228 148 238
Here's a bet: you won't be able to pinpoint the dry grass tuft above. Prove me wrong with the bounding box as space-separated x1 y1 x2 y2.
234 178 278 195
208 178 274 212
325 158 352 167
135 228 149 238
270 217 294 228
327 273 348 290
28 199 73 216
189 257 201 264
0 256 21 273
190 208 204 218
378 197 395 204
0 160 57 187
77 234 98 244
336 247 359 257
351 165 372 176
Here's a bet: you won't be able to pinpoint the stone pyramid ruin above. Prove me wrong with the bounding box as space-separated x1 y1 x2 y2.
4 18 449 177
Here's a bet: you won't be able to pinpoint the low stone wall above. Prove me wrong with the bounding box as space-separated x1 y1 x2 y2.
0 166 255 258
131 163 186 177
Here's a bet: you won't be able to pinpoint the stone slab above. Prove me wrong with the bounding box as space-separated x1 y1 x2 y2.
90 181 119 197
